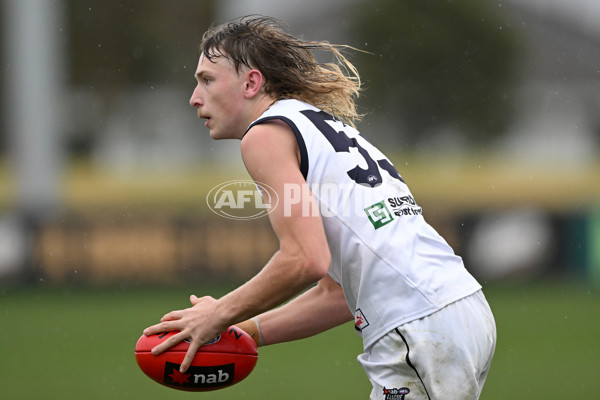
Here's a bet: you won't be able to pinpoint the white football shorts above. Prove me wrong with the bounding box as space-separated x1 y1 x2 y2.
357 290 496 400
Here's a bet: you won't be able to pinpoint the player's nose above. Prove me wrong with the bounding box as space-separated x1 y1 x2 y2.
190 85 203 108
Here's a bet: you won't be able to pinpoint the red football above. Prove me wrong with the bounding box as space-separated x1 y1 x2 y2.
135 326 258 391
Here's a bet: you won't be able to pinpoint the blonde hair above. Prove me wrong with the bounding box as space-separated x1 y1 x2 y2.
200 16 362 126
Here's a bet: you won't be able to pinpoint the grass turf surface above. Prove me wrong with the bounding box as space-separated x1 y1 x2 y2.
1 281 598 399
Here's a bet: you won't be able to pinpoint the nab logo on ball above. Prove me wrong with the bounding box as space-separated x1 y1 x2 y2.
164 362 234 389
135 326 258 392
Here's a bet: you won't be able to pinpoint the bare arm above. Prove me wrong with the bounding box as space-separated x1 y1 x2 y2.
144 121 331 372
216 120 332 325
256 274 353 345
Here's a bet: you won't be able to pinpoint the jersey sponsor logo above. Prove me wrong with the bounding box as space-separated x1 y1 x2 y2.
386 195 422 217
354 308 370 331
365 201 394 229
383 387 410 399
365 195 421 229
163 362 234 388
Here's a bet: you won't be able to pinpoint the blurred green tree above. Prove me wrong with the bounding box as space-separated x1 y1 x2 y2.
347 0 521 144
68 0 216 89
64 0 215 156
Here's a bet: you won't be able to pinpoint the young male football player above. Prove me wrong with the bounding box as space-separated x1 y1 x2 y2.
144 16 496 399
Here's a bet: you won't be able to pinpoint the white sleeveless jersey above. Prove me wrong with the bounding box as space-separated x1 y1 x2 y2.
248 99 481 349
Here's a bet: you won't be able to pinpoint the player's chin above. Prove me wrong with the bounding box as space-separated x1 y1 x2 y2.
208 129 232 141
208 130 223 140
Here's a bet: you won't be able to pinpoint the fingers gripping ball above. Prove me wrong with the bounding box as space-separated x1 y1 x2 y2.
135 326 258 391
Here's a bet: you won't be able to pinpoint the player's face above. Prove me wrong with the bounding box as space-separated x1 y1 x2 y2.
190 53 249 140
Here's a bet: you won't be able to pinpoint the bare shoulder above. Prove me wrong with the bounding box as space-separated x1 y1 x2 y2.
241 120 300 169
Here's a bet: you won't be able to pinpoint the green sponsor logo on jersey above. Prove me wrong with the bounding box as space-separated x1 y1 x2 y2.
365 201 394 229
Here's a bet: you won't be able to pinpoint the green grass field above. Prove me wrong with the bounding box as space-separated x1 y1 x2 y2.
1 281 598 399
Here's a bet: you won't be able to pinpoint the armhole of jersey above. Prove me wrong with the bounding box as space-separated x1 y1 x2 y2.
246 116 309 180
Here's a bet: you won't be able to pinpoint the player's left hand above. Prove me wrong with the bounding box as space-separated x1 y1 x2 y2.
143 294 228 373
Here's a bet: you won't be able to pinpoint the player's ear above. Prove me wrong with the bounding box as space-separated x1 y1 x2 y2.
244 69 264 98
